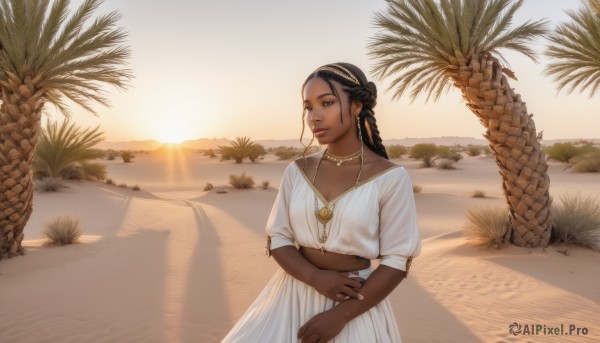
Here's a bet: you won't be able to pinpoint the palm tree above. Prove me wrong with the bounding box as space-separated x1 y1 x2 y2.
545 0 600 97
369 0 552 247
33 119 105 179
0 0 131 259
219 136 256 163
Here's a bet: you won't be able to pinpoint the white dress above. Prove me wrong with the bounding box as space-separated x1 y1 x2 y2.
222 156 421 343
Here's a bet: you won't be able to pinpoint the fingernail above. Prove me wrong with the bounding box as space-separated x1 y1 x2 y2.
358 294 364 300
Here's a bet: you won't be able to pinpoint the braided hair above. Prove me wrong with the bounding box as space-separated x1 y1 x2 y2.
300 62 389 160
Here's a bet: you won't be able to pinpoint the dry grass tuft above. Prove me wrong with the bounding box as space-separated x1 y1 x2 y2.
229 172 255 189
472 190 486 198
105 178 115 185
435 158 456 170
203 182 214 191
35 177 64 192
464 205 509 249
132 185 140 191
262 180 270 189
412 185 422 193
42 216 82 246
552 193 600 250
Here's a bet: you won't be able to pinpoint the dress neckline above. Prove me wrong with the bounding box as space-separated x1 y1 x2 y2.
293 159 401 205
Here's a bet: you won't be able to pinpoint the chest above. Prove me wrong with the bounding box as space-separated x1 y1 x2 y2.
310 164 368 202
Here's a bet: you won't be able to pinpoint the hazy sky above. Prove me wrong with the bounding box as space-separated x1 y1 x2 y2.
50 0 599 142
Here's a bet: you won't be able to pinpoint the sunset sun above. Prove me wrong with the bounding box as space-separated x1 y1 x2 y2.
158 122 189 144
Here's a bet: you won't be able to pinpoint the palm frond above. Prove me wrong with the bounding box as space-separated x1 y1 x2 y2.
34 118 105 178
589 0 600 15
0 0 132 114
368 0 548 101
545 1 600 97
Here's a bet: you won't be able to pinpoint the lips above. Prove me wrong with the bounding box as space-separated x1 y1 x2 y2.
312 128 327 135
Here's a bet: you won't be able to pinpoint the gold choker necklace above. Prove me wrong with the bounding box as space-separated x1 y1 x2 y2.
312 147 363 254
324 149 361 166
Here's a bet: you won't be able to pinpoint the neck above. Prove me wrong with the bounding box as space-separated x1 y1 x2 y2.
325 141 362 157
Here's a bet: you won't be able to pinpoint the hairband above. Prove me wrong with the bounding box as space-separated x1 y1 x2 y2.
315 64 360 86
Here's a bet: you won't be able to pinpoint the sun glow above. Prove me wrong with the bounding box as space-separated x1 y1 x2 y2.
157 121 189 144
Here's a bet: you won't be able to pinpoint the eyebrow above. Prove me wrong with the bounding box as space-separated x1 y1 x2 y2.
303 93 335 103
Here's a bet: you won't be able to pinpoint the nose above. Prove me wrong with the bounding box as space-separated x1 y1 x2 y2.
308 107 323 123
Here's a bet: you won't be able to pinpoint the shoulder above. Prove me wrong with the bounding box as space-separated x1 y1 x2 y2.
362 149 399 177
292 151 322 175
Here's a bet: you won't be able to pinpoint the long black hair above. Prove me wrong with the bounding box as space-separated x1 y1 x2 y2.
300 62 389 160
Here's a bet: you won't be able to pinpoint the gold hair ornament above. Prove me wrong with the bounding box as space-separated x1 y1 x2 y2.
315 64 360 86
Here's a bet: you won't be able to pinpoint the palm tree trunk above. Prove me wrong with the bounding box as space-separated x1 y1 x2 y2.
0 75 44 259
454 52 552 247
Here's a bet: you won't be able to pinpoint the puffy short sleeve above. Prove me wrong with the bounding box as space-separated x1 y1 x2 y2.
378 167 421 273
266 163 296 254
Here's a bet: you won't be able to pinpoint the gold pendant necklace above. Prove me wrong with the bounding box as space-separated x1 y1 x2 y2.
324 149 361 166
312 147 364 253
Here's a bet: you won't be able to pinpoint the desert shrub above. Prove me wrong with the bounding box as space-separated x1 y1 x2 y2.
435 158 456 170
81 162 107 180
570 151 600 172
387 144 407 159
229 172 255 189
106 149 118 160
412 185 422 193
204 182 214 191
466 145 483 157
437 146 463 162
544 142 580 163
121 151 135 163
247 143 267 162
106 178 115 185
33 119 104 179
274 146 300 160
551 193 600 250
42 216 82 246
119 183 127 188
61 164 84 180
203 149 217 158
262 180 270 189
132 185 140 191
483 146 493 156
36 177 64 192
409 143 439 167
472 190 486 198
464 205 509 249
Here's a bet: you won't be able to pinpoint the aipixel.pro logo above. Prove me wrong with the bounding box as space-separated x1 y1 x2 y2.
509 322 589 336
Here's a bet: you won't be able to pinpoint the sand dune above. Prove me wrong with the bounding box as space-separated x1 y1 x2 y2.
1 152 599 342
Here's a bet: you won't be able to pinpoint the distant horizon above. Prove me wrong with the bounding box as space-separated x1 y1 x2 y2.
103 135 600 144
95 135 600 152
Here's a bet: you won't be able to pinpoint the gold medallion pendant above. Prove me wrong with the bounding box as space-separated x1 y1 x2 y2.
316 206 333 225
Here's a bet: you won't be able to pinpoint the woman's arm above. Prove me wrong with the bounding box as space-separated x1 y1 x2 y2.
271 246 364 301
297 265 405 342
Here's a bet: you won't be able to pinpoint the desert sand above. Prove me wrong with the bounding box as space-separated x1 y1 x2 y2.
1 149 599 343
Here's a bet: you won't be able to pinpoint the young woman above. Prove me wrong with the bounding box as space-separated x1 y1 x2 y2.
222 63 421 343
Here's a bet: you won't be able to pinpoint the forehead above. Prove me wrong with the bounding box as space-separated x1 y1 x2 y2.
303 76 344 100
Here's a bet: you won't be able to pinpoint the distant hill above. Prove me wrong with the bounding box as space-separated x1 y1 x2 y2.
95 139 162 151
96 136 600 151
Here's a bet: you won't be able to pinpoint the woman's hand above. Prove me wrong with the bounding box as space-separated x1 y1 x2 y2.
309 269 365 301
297 309 347 343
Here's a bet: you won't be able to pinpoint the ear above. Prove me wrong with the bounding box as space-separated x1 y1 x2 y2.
352 100 363 117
